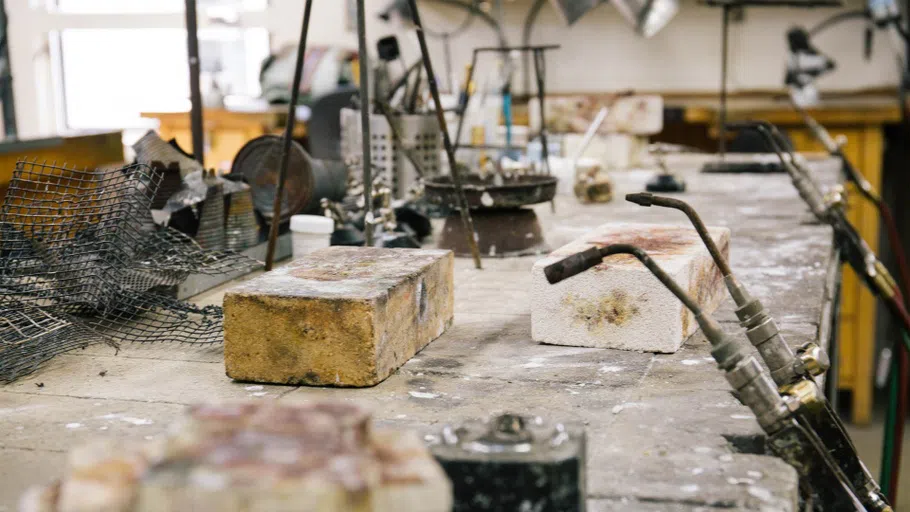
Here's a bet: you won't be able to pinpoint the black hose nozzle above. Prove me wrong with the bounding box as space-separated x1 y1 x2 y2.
625 192 654 207
546 244 701 315
544 246 604 284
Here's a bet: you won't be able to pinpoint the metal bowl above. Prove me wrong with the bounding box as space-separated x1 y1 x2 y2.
424 174 558 210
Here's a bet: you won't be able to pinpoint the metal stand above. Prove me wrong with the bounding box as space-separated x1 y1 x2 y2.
356 0 375 247
184 0 204 164
701 0 840 173
453 45 560 165
263 0 483 269
532 48 552 175
264 0 313 270
407 0 483 269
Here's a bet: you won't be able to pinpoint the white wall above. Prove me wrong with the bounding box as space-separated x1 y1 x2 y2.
266 0 902 94
6 0 904 137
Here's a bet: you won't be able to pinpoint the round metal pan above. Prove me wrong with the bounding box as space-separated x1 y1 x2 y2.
424 174 558 209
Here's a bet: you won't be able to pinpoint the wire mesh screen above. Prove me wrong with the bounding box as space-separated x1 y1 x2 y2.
0 160 259 383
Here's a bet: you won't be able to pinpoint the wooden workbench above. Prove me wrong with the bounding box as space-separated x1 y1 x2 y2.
680 97 901 425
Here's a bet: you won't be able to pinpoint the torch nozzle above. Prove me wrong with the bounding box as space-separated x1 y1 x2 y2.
625 192 654 207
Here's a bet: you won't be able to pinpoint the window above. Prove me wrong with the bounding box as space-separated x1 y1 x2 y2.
25 0 275 131
54 0 267 14
59 27 269 129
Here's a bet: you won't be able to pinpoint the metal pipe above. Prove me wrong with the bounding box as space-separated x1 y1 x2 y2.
453 50 479 151
572 107 609 167
602 244 703 314
626 192 732 276
185 0 204 164
533 49 551 175
786 90 883 206
407 0 483 269
521 0 548 97
265 0 313 271
356 0 375 247
718 4 730 158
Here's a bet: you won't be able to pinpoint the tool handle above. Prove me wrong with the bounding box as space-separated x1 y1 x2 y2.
544 247 604 284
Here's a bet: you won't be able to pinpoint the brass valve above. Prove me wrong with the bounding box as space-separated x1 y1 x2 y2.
783 379 824 410
796 342 829 377
824 184 846 211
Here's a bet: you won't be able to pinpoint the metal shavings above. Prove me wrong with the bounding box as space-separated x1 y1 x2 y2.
0 159 259 382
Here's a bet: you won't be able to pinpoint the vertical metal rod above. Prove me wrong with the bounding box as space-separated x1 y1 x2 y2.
718 4 730 159
185 0 204 164
533 49 550 175
442 33 453 93
264 0 313 271
0 0 16 138
453 50 480 151
357 0 375 247
406 0 483 269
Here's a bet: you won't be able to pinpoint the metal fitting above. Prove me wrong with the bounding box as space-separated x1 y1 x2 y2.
782 379 824 412
796 342 830 377
873 260 899 299
824 184 846 211
725 357 790 433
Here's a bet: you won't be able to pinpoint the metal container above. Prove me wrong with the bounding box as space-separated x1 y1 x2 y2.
195 180 225 251
429 414 586 512
224 188 259 252
340 109 441 199
231 135 348 223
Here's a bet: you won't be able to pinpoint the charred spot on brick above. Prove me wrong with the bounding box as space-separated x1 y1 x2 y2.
563 290 642 329
579 227 702 267
301 371 322 384
417 278 428 321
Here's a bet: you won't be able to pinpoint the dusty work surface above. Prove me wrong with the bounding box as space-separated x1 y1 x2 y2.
0 156 839 511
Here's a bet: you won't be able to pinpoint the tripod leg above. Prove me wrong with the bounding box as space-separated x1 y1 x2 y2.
406 0 483 269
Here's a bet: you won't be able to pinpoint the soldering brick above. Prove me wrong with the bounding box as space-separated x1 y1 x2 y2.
20 402 453 512
223 247 454 387
531 222 730 353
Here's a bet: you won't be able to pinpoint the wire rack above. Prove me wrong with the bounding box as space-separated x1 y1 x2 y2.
0 160 259 383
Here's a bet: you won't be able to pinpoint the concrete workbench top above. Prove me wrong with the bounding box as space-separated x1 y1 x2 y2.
0 155 840 511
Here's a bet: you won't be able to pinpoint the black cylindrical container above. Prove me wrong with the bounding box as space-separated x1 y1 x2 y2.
429 414 586 512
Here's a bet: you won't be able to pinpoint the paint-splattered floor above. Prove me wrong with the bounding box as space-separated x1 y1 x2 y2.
0 156 876 510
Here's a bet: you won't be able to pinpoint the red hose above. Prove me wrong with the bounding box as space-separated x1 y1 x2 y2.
880 204 910 505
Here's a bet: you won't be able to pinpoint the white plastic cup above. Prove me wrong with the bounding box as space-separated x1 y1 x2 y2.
290 215 334 259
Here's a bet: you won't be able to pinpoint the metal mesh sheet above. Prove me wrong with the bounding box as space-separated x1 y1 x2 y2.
0 160 259 382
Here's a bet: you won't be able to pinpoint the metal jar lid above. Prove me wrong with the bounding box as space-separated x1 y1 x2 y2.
429 413 584 463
